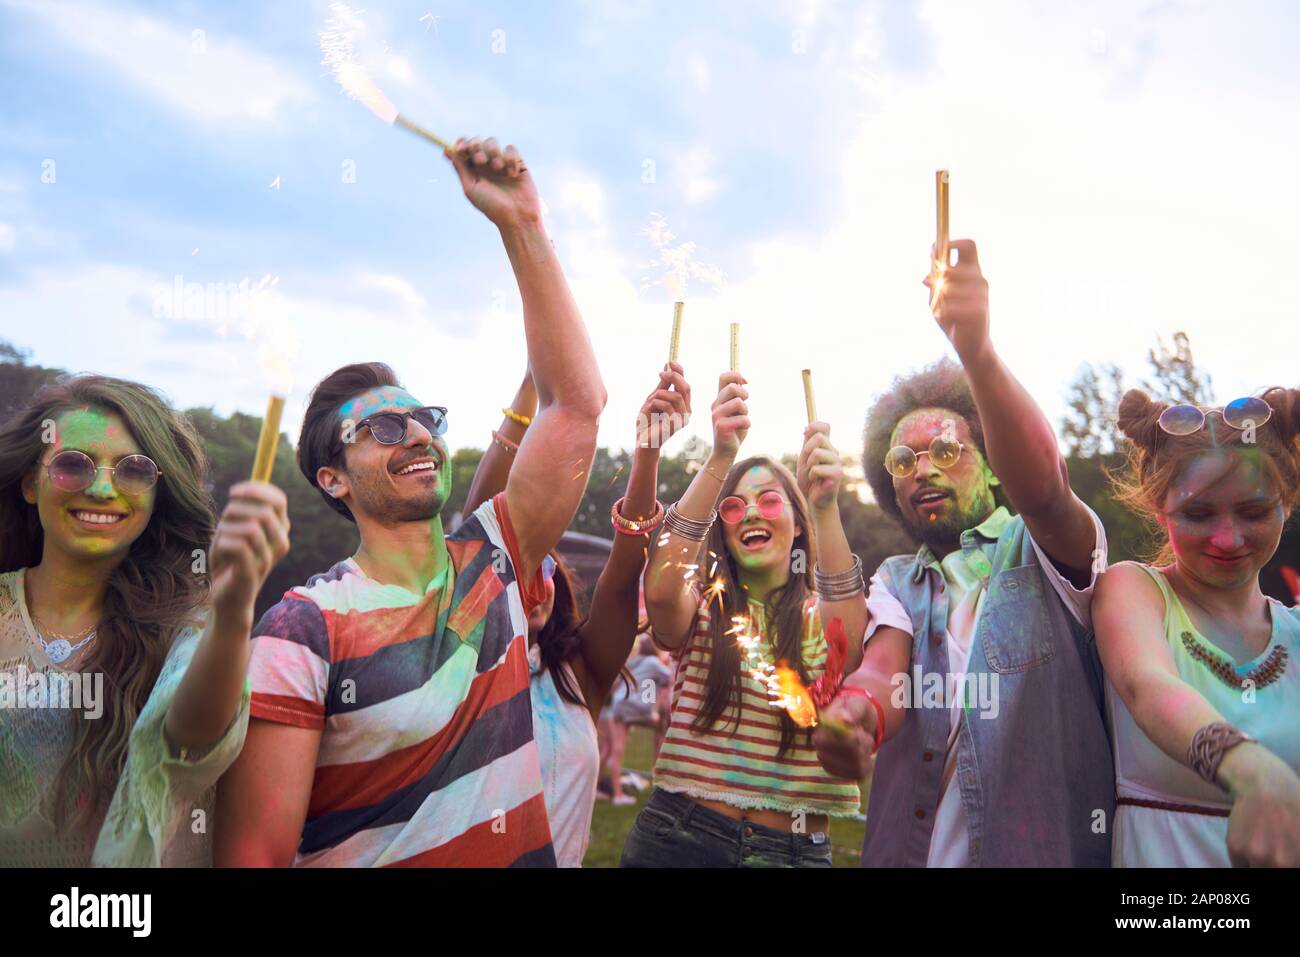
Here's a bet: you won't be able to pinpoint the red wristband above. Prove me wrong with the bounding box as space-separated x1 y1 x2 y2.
834 686 885 755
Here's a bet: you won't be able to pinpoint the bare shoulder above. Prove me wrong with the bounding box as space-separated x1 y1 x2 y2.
1096 561 1165 612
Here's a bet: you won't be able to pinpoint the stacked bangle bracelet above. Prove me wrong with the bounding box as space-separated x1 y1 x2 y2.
502 407 532 427
491 430 519 455
611 497 665 535
663 502 716 542
814 555 865 601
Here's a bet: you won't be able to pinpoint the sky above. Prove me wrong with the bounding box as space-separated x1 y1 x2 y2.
1 0 1298 478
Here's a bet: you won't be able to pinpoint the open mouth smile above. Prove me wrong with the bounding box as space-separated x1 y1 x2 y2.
739 527 772 550
71 509 127 526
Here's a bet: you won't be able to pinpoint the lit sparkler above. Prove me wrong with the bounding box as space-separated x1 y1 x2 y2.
321 3 453 151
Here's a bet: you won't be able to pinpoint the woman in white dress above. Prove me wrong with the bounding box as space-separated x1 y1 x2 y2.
1094 387 1300 867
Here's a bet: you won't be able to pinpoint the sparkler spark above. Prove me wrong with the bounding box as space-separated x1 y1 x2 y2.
320 3 400 125
639 213 725 301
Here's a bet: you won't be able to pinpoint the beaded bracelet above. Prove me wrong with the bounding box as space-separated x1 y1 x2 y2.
835 686 885 754
611 497 665 536
502 407 532 428
815 555 865 601
491 430 519 455
663 502 717 542
1188 722 1255 787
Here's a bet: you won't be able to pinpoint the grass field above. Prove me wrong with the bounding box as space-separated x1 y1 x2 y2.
582 725 866 868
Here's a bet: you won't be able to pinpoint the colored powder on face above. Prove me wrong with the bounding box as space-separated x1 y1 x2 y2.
338 386 423 421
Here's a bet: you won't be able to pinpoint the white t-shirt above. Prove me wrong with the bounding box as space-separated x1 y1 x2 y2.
863 507 1107 867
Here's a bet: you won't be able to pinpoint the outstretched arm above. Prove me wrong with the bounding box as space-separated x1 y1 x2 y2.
643 371 749 650
166 482 290 753
446 137 606 580
580 364 691 706
797 422 867 676
460 371 537 522
926 239 1096 583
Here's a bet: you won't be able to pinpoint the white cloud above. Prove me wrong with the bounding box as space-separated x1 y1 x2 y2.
0 222 14 252
7 0 314 126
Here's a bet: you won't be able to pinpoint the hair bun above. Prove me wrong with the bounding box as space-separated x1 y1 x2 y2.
1116 389 1167 451
1262 387 1300 444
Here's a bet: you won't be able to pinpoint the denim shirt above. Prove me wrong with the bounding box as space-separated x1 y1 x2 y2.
860 511 1114 867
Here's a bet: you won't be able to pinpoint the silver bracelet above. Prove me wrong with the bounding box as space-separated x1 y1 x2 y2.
1188 722 1254 787
815 555 865 601
664 502 717 542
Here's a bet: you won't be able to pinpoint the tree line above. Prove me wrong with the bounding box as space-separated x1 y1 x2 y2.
3 333 1295 618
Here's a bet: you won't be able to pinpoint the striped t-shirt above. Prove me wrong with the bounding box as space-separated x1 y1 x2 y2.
246 494 556 867
652 593 862 818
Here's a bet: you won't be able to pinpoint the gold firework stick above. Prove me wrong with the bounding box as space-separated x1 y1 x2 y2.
250 395 286 483
802 369 817 424
932 169 950 311
669 301 685 363
729 323 739 372
394 114 454 152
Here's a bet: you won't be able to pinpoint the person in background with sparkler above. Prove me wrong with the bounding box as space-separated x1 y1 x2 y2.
621 370 868 868
1092 388 1300 866
0 375 290 867
214 136 608 868
814 239 1114 866
454 362 691 863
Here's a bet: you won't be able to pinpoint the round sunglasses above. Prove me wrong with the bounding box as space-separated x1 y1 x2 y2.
1158 397 1272 436
719 490 790 525
354 406 448 445
44 450 161 495
885 437 964 479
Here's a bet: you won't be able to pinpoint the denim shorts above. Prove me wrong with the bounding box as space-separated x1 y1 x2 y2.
619 788 834 868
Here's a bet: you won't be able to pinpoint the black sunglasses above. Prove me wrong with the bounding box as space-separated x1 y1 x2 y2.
353 406 448 445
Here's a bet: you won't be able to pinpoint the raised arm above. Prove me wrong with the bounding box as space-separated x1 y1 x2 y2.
796 421 867 675
164 482 290 754
446 137 607 579
1095 562 1300 867
580 364 691 700
460 371 537 522
643 371 749 650
926 239 1096 581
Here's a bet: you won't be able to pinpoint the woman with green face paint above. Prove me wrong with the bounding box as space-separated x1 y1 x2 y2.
1095 387 1300 867
0 375 289 866
624 371 868 868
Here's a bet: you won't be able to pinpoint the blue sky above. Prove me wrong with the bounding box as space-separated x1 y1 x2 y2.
2 0 1299 482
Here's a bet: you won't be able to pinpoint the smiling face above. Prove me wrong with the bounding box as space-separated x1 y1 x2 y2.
20 406 155 563
324 387 451 524
890 408 999 548
720 466 802 577
1160 450 1286 590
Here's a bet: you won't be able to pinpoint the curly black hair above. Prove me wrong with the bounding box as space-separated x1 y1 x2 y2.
862 357 1008 527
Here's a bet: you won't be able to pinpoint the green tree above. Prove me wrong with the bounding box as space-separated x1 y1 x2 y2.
186 407 360 619
0 341 64 422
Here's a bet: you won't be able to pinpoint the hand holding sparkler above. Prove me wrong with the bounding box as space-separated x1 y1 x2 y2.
637 362 692 451
811 693 879 780
923 237 990 365
209 483 291 627
446 137 541 231
797 420 842 513
710 372 750 464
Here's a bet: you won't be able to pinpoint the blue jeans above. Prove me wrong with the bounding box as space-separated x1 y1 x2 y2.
619 789 834 868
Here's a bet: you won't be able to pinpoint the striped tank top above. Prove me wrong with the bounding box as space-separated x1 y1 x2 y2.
652 592 861 818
